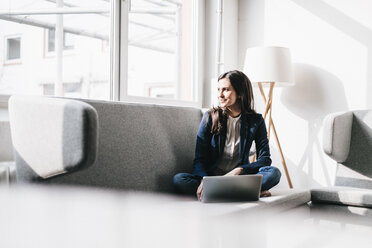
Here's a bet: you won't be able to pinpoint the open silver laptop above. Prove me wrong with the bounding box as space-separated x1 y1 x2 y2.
202 175 263 203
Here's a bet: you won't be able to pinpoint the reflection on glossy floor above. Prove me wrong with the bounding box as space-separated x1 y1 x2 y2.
267 203 372 248
1 186 372 248
194 203 372 248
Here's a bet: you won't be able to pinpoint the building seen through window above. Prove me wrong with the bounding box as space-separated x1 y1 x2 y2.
0 0 111 100
0 0 199 104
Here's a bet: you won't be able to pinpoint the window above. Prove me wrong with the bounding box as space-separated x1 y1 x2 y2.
5 36 21 63
0 0 203 106
46 28 75 53
0 0 111 100
117 0 203 107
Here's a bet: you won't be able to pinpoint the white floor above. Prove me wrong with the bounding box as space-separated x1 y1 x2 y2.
267 204 372 248
1 186 371 248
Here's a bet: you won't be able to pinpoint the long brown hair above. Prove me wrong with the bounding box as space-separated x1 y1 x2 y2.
208 70 255 134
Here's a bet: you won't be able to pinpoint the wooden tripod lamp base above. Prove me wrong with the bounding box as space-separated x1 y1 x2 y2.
256 82 293 188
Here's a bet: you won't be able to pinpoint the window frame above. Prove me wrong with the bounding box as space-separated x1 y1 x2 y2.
4 34 22 65
115 0 204 108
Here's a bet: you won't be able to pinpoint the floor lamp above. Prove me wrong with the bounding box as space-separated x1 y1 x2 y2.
243 46 294 188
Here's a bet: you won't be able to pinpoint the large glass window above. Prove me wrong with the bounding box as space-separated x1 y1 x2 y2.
0 0 111 100
120 0 201 105
0 0 202 106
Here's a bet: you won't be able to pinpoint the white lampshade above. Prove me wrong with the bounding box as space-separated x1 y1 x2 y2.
243 46 294 86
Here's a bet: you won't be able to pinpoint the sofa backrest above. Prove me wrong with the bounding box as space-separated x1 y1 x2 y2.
10 96 203 193
50 99 203 193
323 110 372 189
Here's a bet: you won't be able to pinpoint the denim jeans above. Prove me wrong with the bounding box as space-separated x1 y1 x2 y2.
173 166 281 196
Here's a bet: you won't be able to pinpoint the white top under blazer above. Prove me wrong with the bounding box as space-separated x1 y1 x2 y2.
215 114 241 175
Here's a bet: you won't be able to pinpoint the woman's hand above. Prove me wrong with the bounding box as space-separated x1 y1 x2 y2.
197 180 204 201
225 167 243 176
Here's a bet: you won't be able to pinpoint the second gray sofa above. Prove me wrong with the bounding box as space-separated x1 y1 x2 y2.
312 109 372 208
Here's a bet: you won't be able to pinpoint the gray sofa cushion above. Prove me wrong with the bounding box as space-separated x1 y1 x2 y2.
311 187 372 208
9 96 98 182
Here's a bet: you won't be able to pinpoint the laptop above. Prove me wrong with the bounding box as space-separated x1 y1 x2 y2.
202 175 263 203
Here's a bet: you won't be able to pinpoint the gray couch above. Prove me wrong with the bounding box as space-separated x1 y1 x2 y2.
8 95 201 192
5 95 309 212
312 110 372 208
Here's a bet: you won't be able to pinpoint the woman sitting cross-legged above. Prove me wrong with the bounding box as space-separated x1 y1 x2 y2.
173 70 281 200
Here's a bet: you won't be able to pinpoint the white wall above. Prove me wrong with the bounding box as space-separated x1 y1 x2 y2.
237 0 372 188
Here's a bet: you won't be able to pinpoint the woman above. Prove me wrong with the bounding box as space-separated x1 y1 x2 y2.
173 70 281 200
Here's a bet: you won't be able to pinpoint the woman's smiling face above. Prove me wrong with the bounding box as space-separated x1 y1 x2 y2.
217 77 239 110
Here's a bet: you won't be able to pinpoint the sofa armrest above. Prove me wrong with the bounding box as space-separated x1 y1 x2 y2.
8 96 98 182
323 111 353 163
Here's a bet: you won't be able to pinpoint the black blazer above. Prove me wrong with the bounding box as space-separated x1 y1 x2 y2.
192 111 272 177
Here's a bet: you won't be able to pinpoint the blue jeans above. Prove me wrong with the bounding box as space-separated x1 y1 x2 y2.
173 166 281 196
